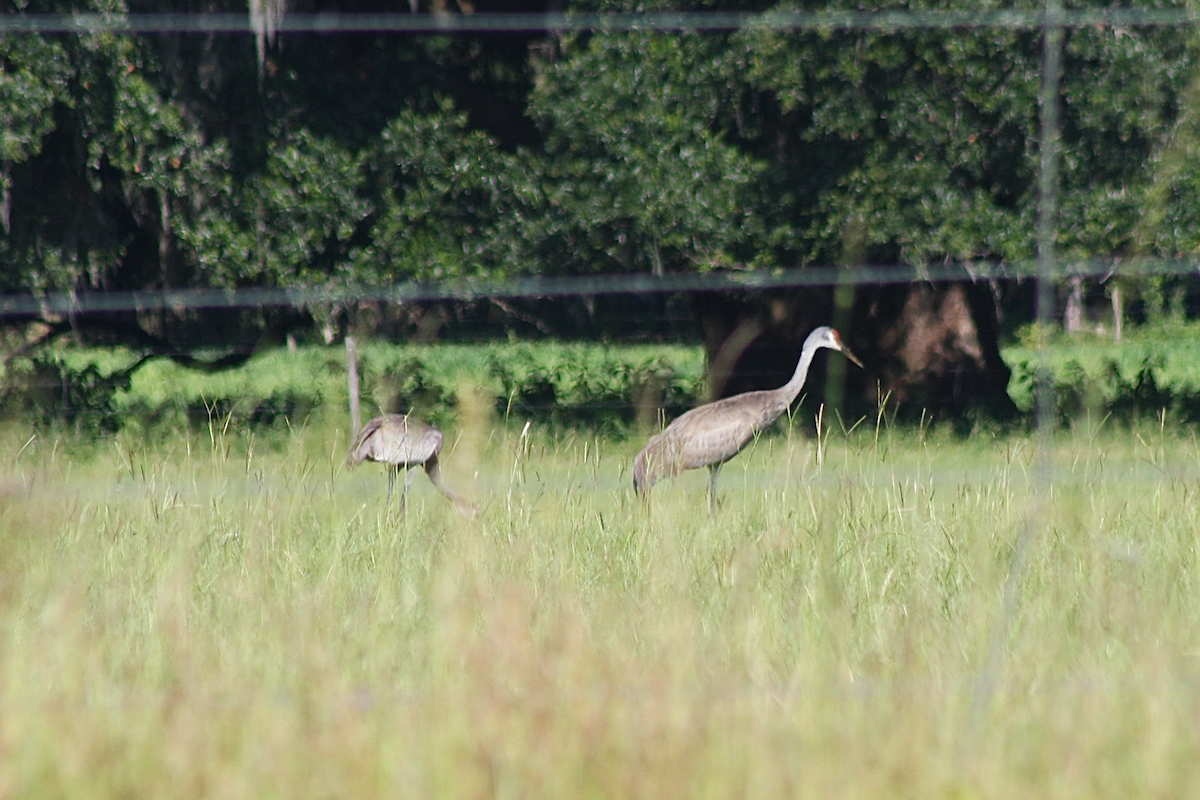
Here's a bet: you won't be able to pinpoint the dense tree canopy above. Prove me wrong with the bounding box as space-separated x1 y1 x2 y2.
528 31 765 274
3 0 1200 354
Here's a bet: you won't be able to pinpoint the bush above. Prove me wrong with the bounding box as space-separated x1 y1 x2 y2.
1004 322 1200 425
2 341 706 438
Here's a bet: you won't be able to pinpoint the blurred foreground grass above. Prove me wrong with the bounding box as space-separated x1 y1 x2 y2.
1 416 1200 798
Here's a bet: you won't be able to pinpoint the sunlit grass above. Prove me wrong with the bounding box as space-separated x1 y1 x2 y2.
2 416 1200 797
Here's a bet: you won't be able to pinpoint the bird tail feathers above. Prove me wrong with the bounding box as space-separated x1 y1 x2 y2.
346 417 383 468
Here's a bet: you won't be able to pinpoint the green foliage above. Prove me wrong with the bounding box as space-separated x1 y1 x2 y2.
0 351 131 435
182 129 369 286
22 322 1200 438
0 36 67 166
6 0 1200 290
529 31 766 273
352 103 541 282
744 13 1034 263
741 0 1200 266
1005 321 1200 423
7 341 706 436
10 0 1200 394
481 342 702 428
358 341 706 432
0 0 546 301
0 21 201 292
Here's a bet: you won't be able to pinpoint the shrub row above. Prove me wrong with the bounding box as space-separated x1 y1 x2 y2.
1005 323 1200 425
1 341 707 438
9 326 1200 439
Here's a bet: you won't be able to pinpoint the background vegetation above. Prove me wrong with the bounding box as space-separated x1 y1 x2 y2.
0 340 707 437
1006 320 1200 423
5 0 1200 351
5 320 1200 438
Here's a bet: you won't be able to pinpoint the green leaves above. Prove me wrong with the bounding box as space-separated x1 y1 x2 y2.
7 0 1200 311
741 1 1200 266
530 32 766 273
0 37 67 166
182 129 369 287
354 103 541 283
745 17 1043 264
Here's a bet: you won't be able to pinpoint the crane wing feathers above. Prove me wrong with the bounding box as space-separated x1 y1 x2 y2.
347 417 386 465
347 414 443 467
657 392 788 469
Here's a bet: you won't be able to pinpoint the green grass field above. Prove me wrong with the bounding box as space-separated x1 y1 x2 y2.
3 410 1200 798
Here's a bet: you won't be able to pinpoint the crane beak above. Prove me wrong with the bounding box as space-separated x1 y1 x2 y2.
829 329 863 368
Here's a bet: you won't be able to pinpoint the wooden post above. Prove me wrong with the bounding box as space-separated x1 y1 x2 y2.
1112 284 1123 342
346 336 361 436
1064 275 1083 334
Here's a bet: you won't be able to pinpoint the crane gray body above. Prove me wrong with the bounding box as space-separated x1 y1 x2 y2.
633 326 861 514
347 413 473 516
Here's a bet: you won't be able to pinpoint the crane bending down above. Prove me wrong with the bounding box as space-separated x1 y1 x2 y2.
347 414 474 517
633 326 862 515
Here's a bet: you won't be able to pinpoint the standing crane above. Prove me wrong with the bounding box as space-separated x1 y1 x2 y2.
347 413 474 517
632 326 862 514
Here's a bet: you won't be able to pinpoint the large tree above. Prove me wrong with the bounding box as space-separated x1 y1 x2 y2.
728 5 1198 418
527 30 767 275
524 0 1200 419
1 0 546 361
7 0 1200 420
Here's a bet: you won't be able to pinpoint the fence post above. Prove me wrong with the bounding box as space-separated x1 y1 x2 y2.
969 0 1064 739
346 335 362 437
1112 284 1123 341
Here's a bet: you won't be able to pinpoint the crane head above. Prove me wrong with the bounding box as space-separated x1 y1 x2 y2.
830 328 863 368
809 326 864 368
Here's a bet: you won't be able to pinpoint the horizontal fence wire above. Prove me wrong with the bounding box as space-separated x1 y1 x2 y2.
2 8 1200 35
1 258 1194 318
4 5 1195 744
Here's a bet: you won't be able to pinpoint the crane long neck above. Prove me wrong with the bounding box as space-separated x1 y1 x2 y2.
778 339 821 405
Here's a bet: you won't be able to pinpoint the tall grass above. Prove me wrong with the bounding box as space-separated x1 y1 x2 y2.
1 415 1199 797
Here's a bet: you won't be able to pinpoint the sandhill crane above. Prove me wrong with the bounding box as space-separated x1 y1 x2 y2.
633 326 862 514
347 414 474 517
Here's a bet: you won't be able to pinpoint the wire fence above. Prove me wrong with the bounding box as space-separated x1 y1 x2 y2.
4 8 1200 34
8 3 1200 732
5 4 1198 431
3 257 1200 318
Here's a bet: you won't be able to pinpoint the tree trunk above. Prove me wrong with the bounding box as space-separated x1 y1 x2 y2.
0 162 10 236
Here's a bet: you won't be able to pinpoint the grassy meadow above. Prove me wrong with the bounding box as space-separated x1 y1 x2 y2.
2 405 1200 798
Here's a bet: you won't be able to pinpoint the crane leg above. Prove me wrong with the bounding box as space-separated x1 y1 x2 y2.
425 454 475 518
707 463 722 518
386 465 397 506
400 466 417 514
